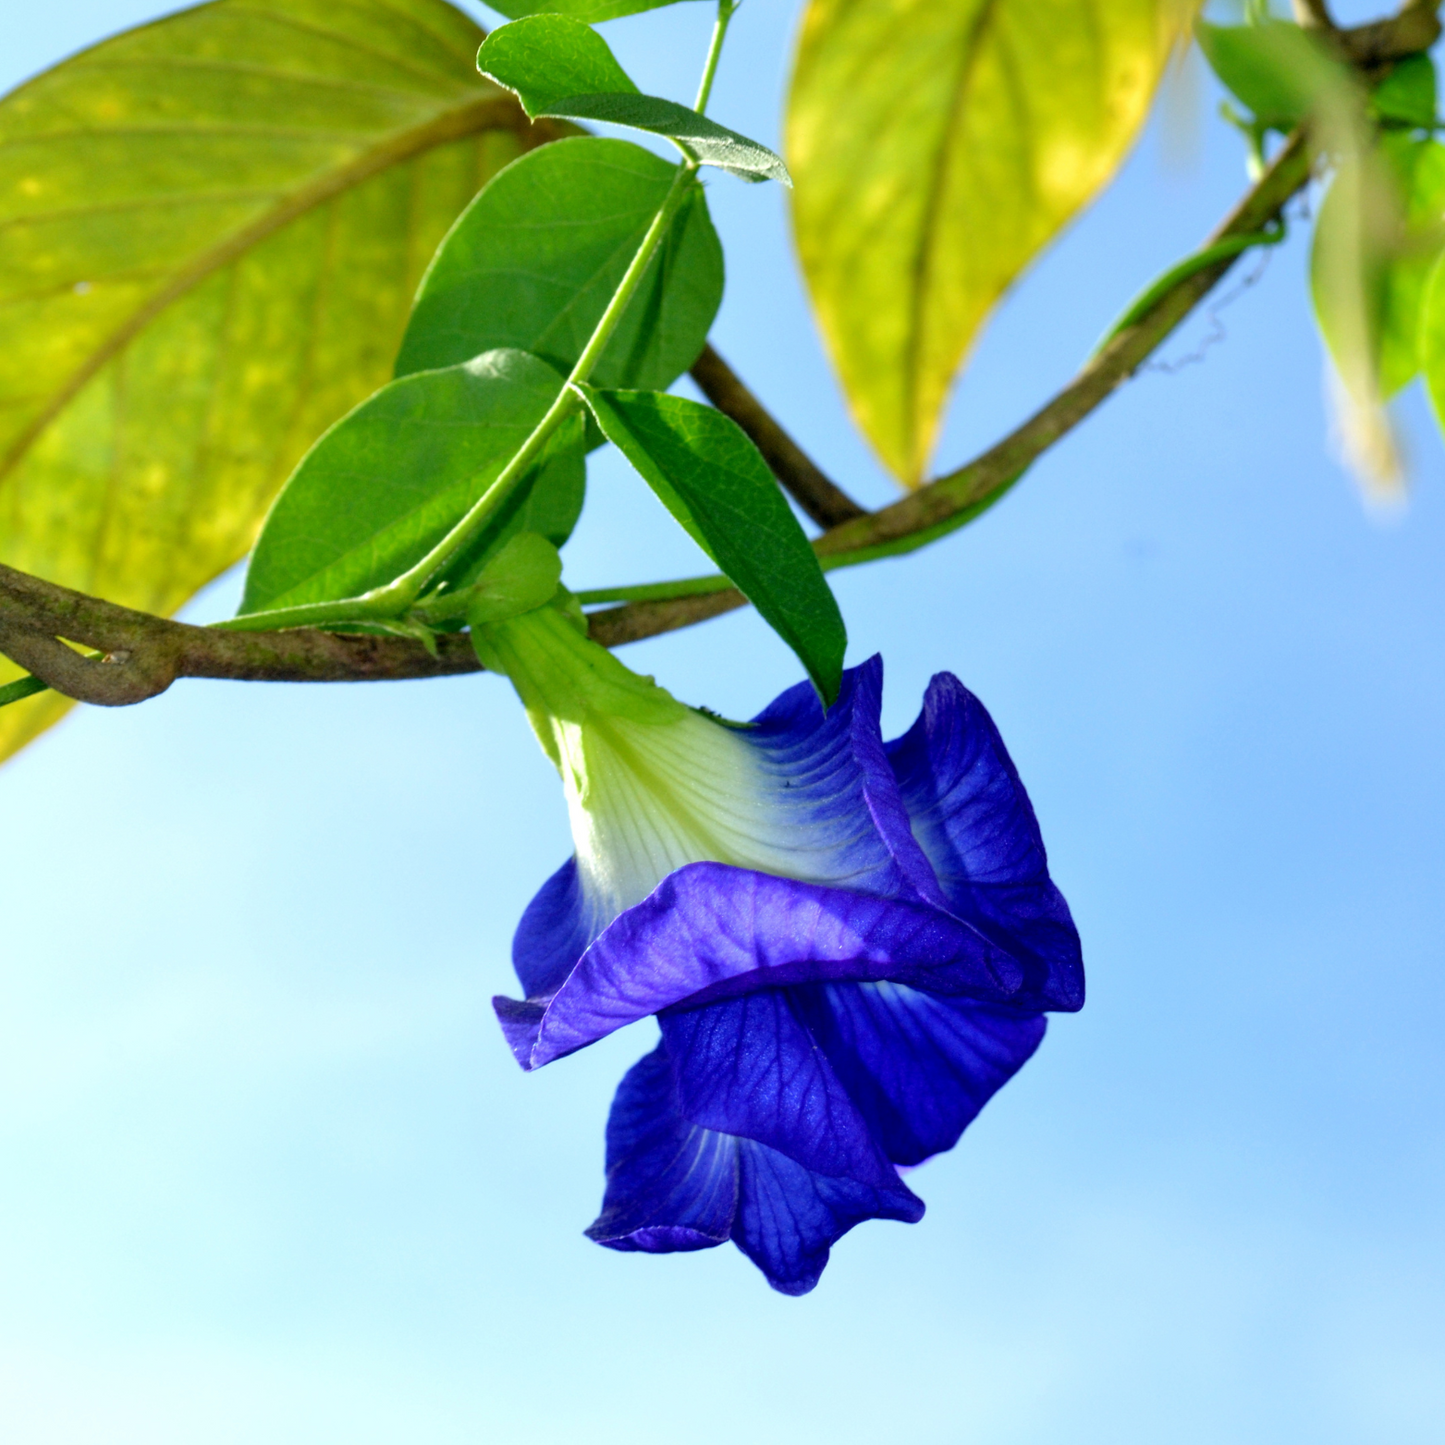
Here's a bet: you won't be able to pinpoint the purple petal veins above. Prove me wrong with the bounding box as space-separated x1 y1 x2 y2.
586 1041 923 1296
496 656 1083 1293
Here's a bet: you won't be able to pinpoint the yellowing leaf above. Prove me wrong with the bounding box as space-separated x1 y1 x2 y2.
1314 137 1445 411
787 0 1186 484
1305 74 1412 501
0 0 561 761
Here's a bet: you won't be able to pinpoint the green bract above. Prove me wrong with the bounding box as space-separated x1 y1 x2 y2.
478 17 790 183
577 385 846 703
448 532 565 628
241 349 577 616
395 138 723 390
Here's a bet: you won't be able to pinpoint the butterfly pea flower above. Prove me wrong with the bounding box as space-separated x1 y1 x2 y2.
475 600 1083 1295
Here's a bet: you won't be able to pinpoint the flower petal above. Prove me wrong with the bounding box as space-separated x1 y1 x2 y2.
586 1040 924 1295
887 673 1084 1010
510 656 954 1009
746 656 948 907
794 983 1047 1167
660 991 900 1189
511 857 594 998
585 1046 736 1254
496 863 1026 1070
733 1136 924 1296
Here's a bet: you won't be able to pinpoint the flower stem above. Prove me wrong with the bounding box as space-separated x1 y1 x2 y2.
693 0 739 115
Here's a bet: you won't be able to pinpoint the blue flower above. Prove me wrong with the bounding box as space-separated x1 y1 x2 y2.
477 604 1082 1294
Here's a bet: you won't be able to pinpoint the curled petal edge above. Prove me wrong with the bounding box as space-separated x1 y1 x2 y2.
494 861 1045 1071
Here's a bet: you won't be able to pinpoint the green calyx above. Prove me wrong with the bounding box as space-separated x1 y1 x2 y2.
416 530 563 627
472 597 690 770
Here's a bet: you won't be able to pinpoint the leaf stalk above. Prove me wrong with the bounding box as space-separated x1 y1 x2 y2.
694 1 739 115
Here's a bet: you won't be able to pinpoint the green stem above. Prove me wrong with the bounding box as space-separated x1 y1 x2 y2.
221 163 700 636
576 575 733 606
0 673 49 709
583 212 1292 617
693 0 738 115
574 472 1026 608
1091 221 1288 359
569 163 697 385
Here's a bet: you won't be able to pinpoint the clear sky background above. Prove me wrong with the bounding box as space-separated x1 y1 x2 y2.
2 3 1442 1442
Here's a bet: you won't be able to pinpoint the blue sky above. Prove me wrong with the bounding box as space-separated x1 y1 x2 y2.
2 2 1442 1442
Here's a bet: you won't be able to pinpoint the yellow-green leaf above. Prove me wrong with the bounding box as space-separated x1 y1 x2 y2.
1314 136 1445 409
0 0 560 761
787 0 1185 484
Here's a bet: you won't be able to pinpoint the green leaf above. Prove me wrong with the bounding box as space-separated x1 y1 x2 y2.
241 349 570 615
0 0 555 764
543 96 790 183
1309 139 1412 494
1373 54 1438 130
434 414 586 596
576 385 846 703
487 1 701 21
0 676 49 711
1317 136 1445 407
1348 138 1445 398
395 137 723 388
787 0 1183 484
1196 20 1337 131
1409 159 1445 441
479 17 790 182
478 15 640 114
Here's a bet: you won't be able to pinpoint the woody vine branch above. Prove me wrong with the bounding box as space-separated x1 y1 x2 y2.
0 0 1438 711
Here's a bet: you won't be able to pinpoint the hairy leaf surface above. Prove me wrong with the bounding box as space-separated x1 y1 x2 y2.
787 0 1182 483
242 350 574 615
0 0 554 760
396 137 723 386
578 386 846 703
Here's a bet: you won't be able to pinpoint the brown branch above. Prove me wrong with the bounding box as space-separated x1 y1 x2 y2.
0 562 478 706
593 0 1441 644
587 586 745 648
0 134 1350 696
1298 0 1441 68
588 130 1315 645
1293 0 1338 33
2 3 1437 704
688 344 866 528
1339 0 1442 69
